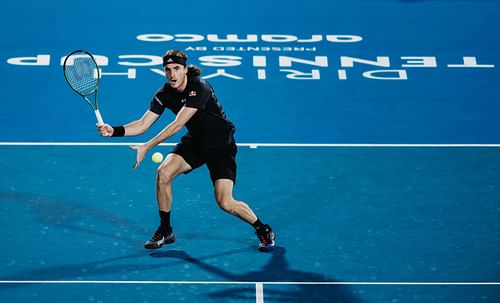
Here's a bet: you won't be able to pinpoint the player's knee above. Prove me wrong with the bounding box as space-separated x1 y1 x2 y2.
216 196 235 213
156 166 174 186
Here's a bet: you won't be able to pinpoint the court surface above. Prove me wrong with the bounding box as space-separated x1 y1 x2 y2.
1 0 500 302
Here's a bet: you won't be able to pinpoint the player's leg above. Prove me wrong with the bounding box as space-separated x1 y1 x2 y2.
213 180 276 252
156 153 192 212
214 179 258 223
145 153 192 249
207 142 275 251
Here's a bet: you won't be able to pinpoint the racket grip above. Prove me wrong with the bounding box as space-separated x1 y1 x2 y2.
94 109 104 126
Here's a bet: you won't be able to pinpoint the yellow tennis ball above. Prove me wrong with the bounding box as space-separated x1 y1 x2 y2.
152 152 164 164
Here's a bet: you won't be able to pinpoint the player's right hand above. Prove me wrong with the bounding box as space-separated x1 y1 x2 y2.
97 123 113 137
129 144 148 169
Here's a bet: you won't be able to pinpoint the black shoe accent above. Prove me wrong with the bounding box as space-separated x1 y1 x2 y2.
144 230 176 249
256 224 275 252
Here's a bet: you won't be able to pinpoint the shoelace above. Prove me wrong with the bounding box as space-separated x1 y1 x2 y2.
151 232 164 242
257 230 272 244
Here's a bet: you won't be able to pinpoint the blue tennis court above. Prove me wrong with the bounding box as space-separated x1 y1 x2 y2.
1 0 500 302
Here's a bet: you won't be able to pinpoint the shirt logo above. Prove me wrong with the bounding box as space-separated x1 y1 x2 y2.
189 90 197 97
154 96 163 106
181 98 186 104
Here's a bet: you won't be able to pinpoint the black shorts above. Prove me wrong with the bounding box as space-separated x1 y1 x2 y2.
171 134 237 184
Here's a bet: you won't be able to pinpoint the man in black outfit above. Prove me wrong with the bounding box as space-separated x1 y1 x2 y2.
97 50 275 252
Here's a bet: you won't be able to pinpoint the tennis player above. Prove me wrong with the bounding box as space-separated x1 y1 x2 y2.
97 50 275 252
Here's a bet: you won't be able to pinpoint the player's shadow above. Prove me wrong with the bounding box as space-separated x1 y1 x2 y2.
0 246 260 290
0 191 146 246
152 247 361 303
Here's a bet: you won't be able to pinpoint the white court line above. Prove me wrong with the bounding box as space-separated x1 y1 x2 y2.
2 279 499 303
255 282 264 303
0 280 499 285
0 142 500 147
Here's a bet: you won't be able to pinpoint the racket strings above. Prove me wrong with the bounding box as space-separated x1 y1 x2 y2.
65 57 98 96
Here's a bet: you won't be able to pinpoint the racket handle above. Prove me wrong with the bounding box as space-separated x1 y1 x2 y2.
94 109 104 126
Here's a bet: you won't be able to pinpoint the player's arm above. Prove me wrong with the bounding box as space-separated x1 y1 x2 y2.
98 110 159 137
144 106 197 149
131 106 198 168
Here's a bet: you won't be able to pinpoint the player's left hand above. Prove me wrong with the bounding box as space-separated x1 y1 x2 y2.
130 144 148 169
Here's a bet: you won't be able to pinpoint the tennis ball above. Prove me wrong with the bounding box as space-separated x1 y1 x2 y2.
152 152 164 164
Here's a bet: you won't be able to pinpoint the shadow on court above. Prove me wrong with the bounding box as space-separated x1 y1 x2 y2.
0 246 255 284
151 247 361 303
0 191 146 246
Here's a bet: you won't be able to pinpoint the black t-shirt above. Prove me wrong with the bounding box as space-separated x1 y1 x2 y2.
150 77 235 148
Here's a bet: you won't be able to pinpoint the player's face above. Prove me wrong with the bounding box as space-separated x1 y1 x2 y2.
165 63 188 91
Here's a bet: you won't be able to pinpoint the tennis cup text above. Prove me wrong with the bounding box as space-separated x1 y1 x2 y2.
6 54 495 81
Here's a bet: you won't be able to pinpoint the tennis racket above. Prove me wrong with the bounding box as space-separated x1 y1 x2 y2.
63 50 105 127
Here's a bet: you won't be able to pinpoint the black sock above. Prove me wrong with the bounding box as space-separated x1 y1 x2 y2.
252 218 265 230
159 210 172 233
